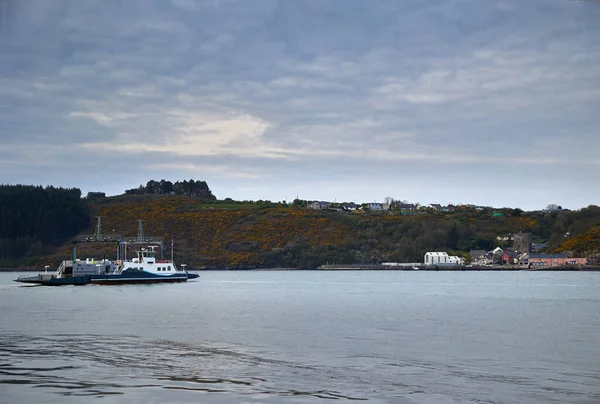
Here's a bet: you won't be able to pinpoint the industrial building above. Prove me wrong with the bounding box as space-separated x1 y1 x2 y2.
424 252 465 266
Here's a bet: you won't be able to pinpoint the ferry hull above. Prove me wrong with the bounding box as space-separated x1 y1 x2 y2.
15 272 196 286
15 274 91 286
90 273 189 285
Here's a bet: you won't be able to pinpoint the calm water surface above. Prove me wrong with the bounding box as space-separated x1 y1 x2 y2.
1 270 599 404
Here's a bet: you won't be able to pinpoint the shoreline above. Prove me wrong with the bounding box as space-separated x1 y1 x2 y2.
3 265 599 272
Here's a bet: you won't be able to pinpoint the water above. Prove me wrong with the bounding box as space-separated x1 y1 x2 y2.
1 270 599 404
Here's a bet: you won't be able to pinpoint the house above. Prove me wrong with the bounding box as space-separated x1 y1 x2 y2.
397 203 417 210
501 251 519 265
367 203 384 211
441 204 457 212
469 249 490 265
469 205 492 211
429 203 442 211
342 202 358 210
424 252 464 266
307 201 329 210
491 247 504 255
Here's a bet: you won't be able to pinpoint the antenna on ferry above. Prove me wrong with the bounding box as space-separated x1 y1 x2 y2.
137 219 144 242
171 239 174 262
95 216 102 240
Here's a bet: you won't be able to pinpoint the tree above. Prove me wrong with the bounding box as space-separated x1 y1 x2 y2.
447 224 459 250
293 199 307 207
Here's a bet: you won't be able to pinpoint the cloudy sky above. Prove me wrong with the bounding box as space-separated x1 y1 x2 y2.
1 0 599 210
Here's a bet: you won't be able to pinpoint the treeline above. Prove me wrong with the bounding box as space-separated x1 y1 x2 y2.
0 185 90 265
125 179 216 199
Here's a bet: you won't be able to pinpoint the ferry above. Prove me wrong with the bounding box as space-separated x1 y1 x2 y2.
15 246 199 286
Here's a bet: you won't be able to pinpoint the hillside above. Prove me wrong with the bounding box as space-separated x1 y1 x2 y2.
555 224 600 257
53 195 350 269
39 195 600 269
2 182 598 269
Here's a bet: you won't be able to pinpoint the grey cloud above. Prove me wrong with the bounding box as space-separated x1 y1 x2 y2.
0 0 599 209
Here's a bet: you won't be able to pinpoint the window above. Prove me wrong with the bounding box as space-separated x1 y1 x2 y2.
167 266 171 271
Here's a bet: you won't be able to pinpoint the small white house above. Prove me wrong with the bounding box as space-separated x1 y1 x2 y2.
424 252 464 266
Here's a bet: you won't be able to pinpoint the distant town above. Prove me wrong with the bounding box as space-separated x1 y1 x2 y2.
303 199 567 215
300 200 590 269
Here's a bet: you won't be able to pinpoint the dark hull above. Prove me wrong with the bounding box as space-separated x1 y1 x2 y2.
90 275 188 285
14 275 91 286
15 271 197 286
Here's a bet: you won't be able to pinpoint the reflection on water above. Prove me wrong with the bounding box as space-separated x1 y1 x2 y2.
2 332 599 404
0 334 371 402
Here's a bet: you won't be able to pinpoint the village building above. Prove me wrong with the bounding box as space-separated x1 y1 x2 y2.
501 251 519 265
525 253 587 267
469 249 488 265
367 203 384 211
424 252 465 266
307 201 329 210
428 203 442 211
511 232 532 253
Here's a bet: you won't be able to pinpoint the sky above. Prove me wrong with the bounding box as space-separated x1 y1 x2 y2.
0 0 599 211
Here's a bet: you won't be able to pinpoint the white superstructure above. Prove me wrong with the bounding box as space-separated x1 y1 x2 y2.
121 246 184 275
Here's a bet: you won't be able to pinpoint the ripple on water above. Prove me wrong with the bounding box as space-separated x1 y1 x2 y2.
0 334 375 402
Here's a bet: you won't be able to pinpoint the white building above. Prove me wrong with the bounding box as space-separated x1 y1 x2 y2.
424 252 464 266
308 201 329 210
367 202 384 211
